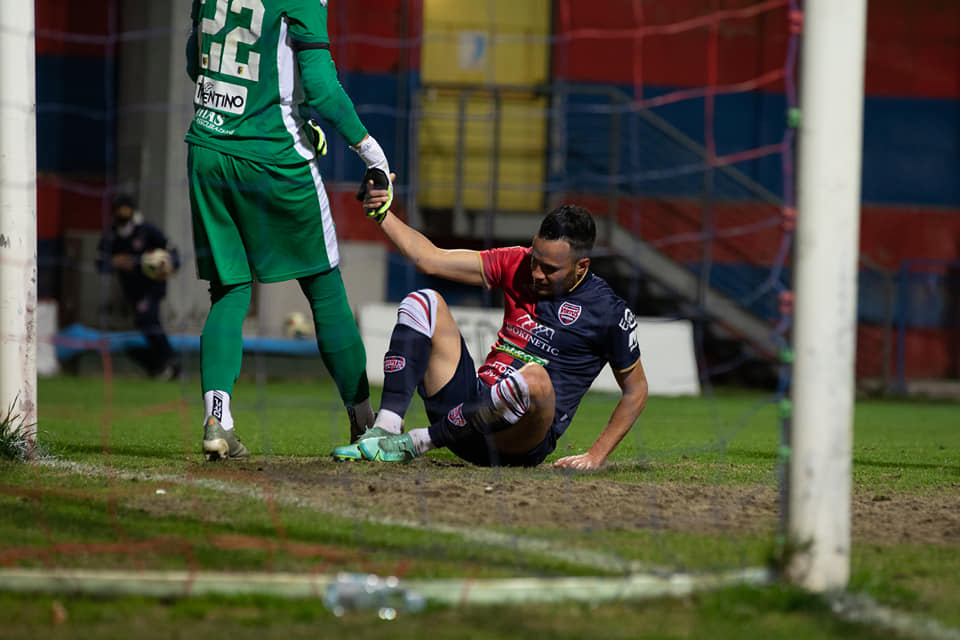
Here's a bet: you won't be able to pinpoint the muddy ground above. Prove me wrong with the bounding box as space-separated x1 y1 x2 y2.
191 457 960 548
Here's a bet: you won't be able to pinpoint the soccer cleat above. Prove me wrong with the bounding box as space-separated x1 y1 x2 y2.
202 416 249 461
331 426 393 462
358 433 417 463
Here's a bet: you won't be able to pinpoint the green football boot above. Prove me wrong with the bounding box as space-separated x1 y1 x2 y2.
331 426 394 462
202 416 250 461
357 433 417 463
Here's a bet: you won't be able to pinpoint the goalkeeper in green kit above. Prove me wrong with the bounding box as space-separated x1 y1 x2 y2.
185 0 392 460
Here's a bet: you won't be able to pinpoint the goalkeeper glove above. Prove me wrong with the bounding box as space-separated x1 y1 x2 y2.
355 168 392 224
305 119 328 157
352 135 392 223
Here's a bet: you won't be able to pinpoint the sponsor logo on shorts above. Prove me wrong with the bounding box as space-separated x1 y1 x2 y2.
447 403 467 427
558 301 581 326
383 355 406 373
194 75 247 115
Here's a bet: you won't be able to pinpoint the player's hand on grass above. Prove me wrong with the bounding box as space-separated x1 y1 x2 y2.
359 172 396 223
553 451 604 471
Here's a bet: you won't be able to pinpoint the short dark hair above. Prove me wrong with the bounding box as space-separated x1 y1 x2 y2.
537 205 596 256
112 193 137 211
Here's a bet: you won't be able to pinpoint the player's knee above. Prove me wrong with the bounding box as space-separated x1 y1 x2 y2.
486 367 540 426
397 289 443 338
517 363 553 406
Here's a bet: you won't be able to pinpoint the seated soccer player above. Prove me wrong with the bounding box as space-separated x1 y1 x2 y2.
333 184 648 470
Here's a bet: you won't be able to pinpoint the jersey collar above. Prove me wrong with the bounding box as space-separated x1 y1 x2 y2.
567 268 590 294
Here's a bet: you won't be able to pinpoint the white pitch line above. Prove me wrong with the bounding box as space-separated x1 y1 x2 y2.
37 457 669 574
21 458 960 639
829 592 960 640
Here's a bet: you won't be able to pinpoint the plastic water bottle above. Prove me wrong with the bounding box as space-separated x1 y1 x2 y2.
323 572 426 619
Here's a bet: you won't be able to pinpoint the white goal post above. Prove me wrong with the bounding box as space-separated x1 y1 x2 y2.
0 1 38 450
788 0 868 591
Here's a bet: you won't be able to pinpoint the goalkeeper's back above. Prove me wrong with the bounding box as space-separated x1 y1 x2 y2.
184 0 368 166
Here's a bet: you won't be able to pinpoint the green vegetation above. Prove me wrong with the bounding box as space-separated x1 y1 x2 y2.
0 376 954 638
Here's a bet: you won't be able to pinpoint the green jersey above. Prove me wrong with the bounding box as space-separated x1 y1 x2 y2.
185 0 367 166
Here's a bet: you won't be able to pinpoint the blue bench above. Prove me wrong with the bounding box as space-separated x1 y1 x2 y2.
55 323 320 361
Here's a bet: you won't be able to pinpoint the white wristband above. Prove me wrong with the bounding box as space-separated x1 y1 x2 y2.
352 135 390 175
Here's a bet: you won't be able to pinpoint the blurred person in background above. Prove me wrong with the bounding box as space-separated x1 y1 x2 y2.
96 194 182 381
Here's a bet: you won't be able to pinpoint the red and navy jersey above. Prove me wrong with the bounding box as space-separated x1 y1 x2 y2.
479 246 641 439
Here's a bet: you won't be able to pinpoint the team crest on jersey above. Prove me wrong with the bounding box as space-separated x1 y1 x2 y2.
383 355 406 373
447 403 467 427
557 301 582 326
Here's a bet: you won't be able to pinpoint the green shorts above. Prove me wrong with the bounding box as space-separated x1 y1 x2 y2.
187 144 339 284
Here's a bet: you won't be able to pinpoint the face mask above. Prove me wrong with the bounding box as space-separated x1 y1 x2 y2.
114 219 134 238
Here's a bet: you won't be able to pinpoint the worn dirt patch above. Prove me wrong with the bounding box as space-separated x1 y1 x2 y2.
184 457 960 547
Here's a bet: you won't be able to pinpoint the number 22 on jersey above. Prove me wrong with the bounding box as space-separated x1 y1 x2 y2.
198 0 264 82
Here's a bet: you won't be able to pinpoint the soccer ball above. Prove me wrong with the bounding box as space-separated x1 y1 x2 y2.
141 248 173 280
283 311 313 339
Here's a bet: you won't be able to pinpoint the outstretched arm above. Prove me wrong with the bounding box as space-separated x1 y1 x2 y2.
379 210 485 287
553 360 648 470
362 178 484 286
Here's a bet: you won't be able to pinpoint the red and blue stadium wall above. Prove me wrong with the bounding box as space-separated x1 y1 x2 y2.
552 0 960 380
36 1 118 299
35 0 420 296
37 0 960 379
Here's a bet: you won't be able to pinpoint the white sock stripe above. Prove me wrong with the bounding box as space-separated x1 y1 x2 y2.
491 373 530 424
373 409 404 435
203 390 234 430
397 308 431 334
409 427 436 456
504 378 528 414
504 379 525 413
396 289 438 338
412 290 437 330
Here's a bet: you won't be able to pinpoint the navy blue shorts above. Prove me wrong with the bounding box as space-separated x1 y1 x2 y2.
421 337 556 467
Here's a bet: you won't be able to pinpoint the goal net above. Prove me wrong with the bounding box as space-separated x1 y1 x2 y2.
3 0 809 609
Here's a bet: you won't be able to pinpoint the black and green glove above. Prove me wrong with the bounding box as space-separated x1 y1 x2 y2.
352 135 392 223
305 119 328 157
355 168 392 224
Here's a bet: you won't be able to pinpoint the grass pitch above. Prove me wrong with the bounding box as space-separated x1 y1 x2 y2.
0 375 956 638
